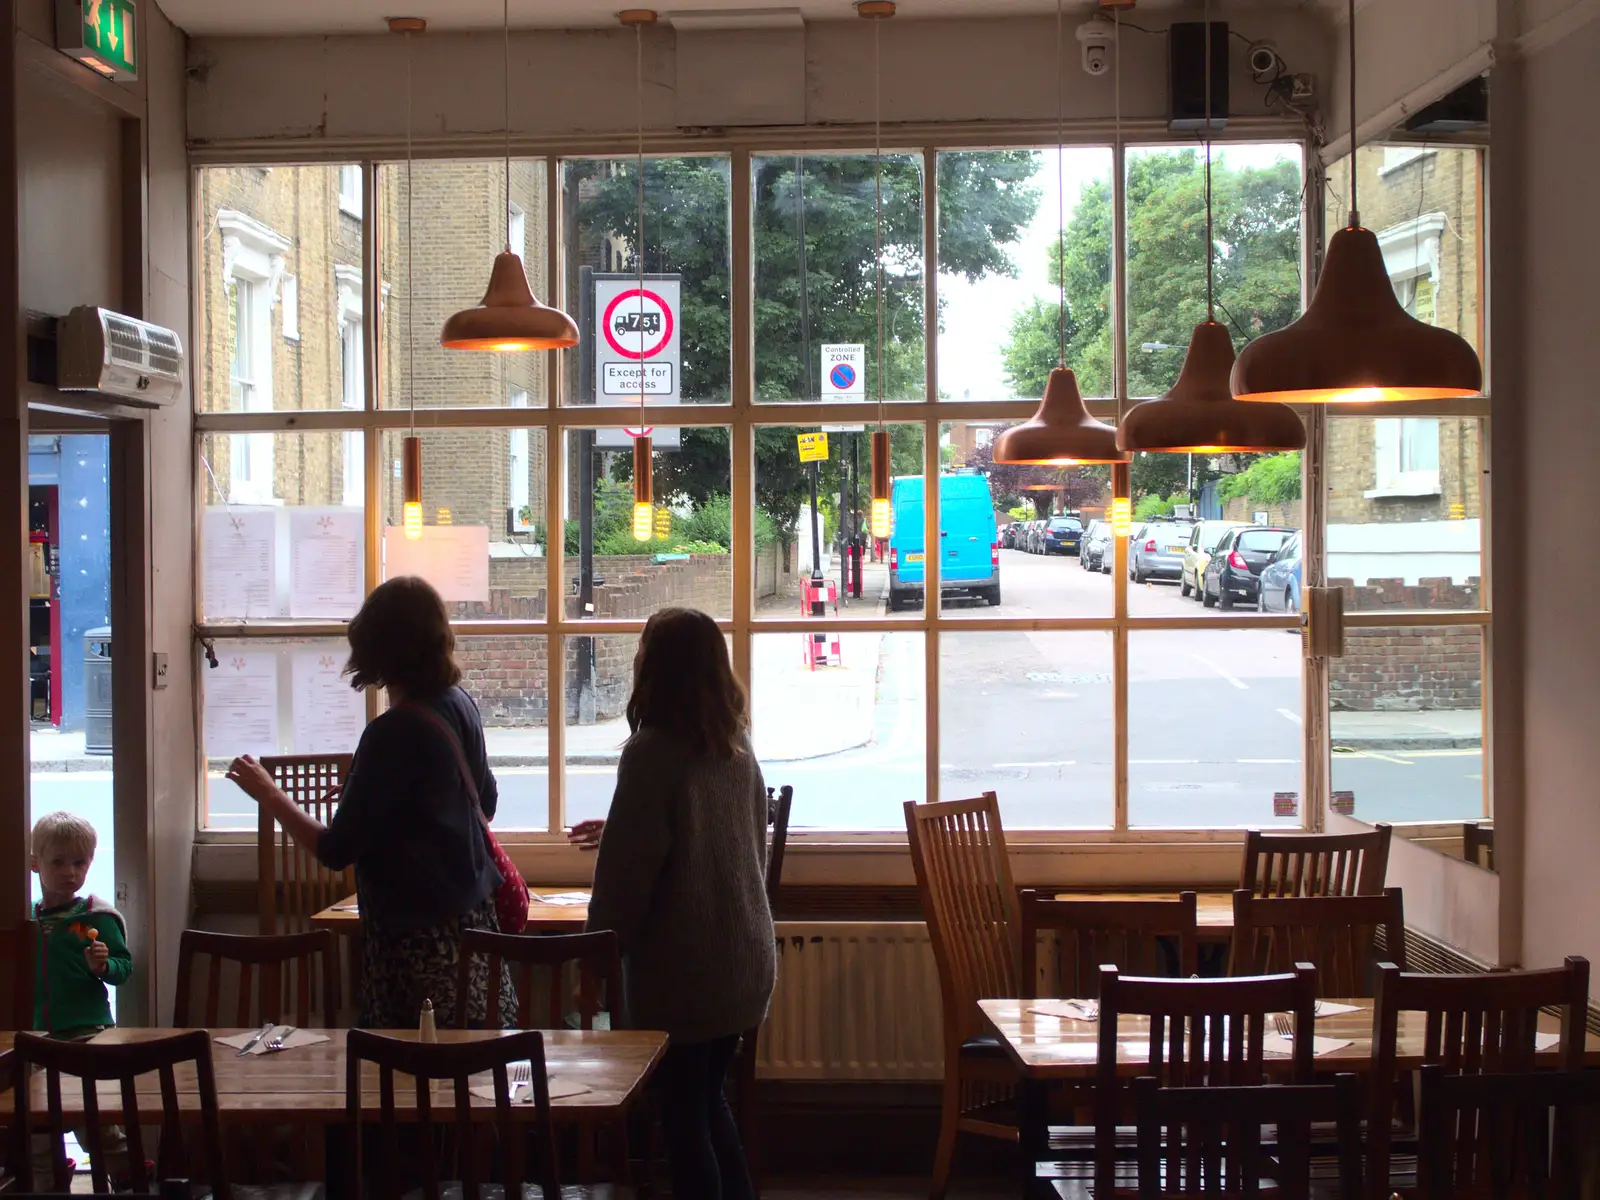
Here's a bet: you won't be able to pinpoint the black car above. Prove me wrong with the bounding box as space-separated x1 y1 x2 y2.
1041 516 1083 556
1079 520 1107 570
1202 526 1296 609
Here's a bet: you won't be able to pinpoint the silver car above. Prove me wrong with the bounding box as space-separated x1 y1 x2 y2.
1129 519 1196 583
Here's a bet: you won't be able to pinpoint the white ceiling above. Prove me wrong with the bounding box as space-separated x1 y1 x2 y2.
161 0 1334 38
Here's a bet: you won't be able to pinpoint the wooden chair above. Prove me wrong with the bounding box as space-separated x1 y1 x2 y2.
736 782 794 1196
1462 822 1495 871
1227 887 1407 997
345 1027 565 1200
1240 824 1392 898
1367 955 1591 1197
1 920 35 1031
256 753 352 934
8 1029 230 1197
905 792 1022 1200
1021 890 1199 998
1092 965 1319 1199
173 928 340 1028
456 929 622 1031
1417 1065 1600 1200
1133 1073 1364 1200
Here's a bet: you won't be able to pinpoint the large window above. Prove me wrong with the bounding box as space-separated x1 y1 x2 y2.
191 133 1490 840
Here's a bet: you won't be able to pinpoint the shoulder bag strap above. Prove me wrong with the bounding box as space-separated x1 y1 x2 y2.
405 702 488 827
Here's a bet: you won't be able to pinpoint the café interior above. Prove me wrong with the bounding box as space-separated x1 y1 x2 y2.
2 0 1598 1194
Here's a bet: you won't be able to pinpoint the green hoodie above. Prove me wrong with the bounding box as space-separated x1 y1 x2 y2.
33 895 132 1037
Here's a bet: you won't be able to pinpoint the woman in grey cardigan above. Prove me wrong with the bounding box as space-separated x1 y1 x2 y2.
581 606 776 1200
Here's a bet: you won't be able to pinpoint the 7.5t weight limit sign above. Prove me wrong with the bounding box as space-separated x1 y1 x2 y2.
595 278 681 401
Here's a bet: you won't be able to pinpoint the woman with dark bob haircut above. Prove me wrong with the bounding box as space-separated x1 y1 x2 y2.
227 576 513 1028
576 607 776 1200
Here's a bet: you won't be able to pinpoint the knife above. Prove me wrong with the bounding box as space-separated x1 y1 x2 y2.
237 1022 274 1057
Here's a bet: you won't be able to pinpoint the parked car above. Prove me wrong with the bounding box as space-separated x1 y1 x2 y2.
1080 520 1108 570
1128 520 1195 584
1041 515 1083 556
1257 530 1303 613
1202 526 1296 609
888 473 1000 610
1023 519 1044 554
999 522 1019 550
1181 520 1248 600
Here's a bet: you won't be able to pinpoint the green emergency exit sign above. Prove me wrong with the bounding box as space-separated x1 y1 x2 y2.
56 0 138 81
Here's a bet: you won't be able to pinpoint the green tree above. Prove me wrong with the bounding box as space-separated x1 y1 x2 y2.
1001 150 1302 501
571 152 1041 537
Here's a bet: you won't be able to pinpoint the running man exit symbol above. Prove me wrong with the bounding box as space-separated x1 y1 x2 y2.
57 0 138 79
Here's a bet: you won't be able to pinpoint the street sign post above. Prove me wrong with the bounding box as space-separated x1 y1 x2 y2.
593 274 681 449
56 0 137 80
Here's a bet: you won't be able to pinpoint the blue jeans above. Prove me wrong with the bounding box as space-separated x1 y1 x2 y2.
656 1034 754 1200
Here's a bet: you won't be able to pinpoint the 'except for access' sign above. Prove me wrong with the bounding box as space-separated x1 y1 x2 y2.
797 432 830 463
821 344 865 398
602 362 674 396
57 0 138 80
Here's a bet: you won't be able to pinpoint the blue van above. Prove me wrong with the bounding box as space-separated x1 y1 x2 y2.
888 474 1000 611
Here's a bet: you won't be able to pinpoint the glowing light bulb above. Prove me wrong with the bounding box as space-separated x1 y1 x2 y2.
1111 497 1131 538
870 497 892 540
632 502 654 541
403 501 423 540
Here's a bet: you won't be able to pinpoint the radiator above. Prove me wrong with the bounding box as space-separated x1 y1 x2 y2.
756 921 944 1081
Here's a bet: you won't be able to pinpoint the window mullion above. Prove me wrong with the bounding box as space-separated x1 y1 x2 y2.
545 155 564 837
1111 138 1129 833
922 147 940 803
730 148 754 696
361 159 382 725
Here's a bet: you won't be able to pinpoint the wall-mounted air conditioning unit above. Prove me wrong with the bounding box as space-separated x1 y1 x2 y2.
57 306 185 408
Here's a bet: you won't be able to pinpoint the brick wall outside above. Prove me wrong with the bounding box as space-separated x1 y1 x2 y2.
1328 577 1482 710
1221 496 1301 528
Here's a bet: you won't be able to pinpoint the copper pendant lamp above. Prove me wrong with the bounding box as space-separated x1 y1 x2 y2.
993 0 1126 468
860 1 897 539
440 0 578 351
1230 0 1481 404
1118 0 1304 454
623 10 657 540
393 18 427 538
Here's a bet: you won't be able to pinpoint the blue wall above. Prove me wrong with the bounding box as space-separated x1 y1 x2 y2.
29 434 111 731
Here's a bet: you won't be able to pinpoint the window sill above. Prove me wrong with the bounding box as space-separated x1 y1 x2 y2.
1364 482 1441 500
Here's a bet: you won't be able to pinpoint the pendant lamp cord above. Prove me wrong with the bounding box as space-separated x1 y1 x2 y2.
1055 0 1066 368
873 10 884 432
1346 0 1358 227
1203 0 1214 323
406 28 415 437
503 0 511 252
635 21 646 421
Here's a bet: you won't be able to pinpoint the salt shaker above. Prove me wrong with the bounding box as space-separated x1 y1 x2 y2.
419 997 437 1043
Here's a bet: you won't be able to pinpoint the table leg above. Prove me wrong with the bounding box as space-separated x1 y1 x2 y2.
1019 1077 1052 1199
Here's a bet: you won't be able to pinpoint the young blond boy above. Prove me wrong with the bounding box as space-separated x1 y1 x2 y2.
29 811 132 1183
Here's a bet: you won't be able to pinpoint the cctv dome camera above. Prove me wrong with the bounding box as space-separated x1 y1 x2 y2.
1076 14 1116 77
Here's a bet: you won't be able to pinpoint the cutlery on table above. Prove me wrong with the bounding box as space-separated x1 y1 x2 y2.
264 1025 295 1052
1273 1013 1295 1039
237 1022 274 1056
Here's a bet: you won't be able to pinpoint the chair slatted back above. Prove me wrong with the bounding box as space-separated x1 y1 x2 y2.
1 921 35 1032
346 1028 559 1200
1228 887 1407 997
257 754 352 934
1240 824 1392 897
1462 822 1495 871
1097 966 1318 1198
10 1030 230 1198
1369 956 1591 1198
1134 1074 1364 1200
905 793 1021 1046
1418 1066 1600 1200
173 929 339 1028
1021 890 1198 999
456 930 621 1031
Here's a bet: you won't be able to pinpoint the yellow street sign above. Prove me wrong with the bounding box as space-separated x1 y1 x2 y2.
797 431 830 463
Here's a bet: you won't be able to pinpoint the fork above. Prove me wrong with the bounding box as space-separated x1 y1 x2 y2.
1273 1013 1295 1040
264 1025 294 1052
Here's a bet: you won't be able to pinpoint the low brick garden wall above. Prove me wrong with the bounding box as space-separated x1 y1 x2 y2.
1329 577 1481 711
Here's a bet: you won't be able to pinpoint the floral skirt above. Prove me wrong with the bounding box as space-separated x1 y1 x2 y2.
358 896 517 1029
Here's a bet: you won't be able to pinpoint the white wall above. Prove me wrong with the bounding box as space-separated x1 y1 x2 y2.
1327 518 1480 587
185 7 1334 147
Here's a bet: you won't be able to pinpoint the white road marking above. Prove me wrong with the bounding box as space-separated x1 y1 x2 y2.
1131 759 1200 765
994 760 1077 768
1191 654 1248 690
1339 750 1416 765
1237 758 1297 765
1277 708 1303 725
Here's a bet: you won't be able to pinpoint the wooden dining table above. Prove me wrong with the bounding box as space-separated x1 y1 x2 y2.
0 1026 664 1126
311 889 591 935
981 997 1600 1198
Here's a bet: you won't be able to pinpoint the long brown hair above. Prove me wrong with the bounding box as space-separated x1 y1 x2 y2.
625 607 748 759
344 576 462 696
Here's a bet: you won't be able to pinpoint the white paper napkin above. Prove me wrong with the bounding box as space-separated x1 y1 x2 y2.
214 1027 331 1056
467 1077 591 1102
1263 1033 1352 1058
1313 1001 1363 1018
1026 999 1099 1021
1536 1032 1562 1051
533 892 591 907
